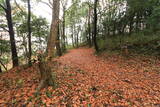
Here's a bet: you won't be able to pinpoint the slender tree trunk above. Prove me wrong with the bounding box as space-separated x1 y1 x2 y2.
129 20 133 35
22 36 28 62
5 0 19 67
88 6 92 47
71 26 74 48
62 7 66 52
93 0 99 52
73 24 76 47
56 24 62 56
47 0 60 58
136 12 140 32
76 32 79 48
0 66 2 73
113 22 116 36
27 0 32 66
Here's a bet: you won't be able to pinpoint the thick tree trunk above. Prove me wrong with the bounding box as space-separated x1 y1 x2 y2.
5 0 19 67
47 0 60 58
93 0 99 52
27 0 32 66
38 0 60 90
37 55 55 91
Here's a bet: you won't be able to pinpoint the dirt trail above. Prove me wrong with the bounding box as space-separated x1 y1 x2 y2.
0 48 159 106
58 47 160 106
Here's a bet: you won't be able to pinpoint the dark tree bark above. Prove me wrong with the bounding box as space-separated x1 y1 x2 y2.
71 33 74 48
0 66 2 73
27 0 32 66
5 0 19 67
0 60 7 71
136 12 140 32
76 32 79 48
88 5 92 47
62 7 66 52
93 0 99 52
56 25 62 56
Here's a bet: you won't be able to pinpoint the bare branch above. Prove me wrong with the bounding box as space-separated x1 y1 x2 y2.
14 0 24 12
41 1 53 9
0 60 7 71
48 0 52 6
0 26 9 32
0 4 7 11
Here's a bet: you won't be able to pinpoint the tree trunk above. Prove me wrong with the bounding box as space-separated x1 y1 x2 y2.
5 0 19 67
27 0 32 66
0 66 2 73
136 12 140 32
37 54 55 91
93 0 99 52
62 8 66 52
38 0 60 90
76 33 79 48
88 5 92 47
56 25 62 56
47 0 60 58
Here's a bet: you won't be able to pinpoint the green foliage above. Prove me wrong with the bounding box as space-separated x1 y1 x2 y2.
98 33 160 55
31 17 49 40
15 10 49 51
65 0 89 27
0 39 10 53
147 6 160 31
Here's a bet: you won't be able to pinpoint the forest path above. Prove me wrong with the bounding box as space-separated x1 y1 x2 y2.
0 48 159 106
57 47 160 106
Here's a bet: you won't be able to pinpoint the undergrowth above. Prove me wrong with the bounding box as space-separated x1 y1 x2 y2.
98 32 160 56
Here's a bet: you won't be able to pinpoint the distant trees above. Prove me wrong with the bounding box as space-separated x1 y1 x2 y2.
100 0 160 36
1 0 160 69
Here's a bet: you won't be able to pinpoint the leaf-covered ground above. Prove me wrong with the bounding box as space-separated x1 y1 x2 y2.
0 48 160 106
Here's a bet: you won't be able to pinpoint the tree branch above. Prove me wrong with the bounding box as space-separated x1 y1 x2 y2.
0 4 7 11
0 60 7 71
0 26 9 32
14 0 24 12
41 1 53 9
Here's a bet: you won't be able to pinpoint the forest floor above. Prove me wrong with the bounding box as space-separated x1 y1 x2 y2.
0 47 160 106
